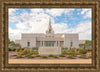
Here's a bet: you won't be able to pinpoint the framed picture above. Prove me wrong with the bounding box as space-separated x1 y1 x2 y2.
0 0 100 72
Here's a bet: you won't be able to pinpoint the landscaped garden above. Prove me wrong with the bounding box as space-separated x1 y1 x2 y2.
8 47 92 59
8 39 92 59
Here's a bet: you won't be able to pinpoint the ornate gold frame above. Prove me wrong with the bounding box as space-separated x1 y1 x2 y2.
0 0 100 72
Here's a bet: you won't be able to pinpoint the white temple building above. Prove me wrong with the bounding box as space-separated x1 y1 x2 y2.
15 17 79 49
15 17 79 55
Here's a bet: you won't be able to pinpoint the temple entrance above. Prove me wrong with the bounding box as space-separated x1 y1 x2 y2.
45 42 54 47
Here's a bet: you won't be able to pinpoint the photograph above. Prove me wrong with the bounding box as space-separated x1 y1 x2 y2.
8 8 92 64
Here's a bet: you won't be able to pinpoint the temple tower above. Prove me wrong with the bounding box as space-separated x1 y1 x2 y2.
46 16 54 35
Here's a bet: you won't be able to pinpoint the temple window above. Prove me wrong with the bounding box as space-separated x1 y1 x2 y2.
27 42 30 47
70 42 73 47
49 29 51 33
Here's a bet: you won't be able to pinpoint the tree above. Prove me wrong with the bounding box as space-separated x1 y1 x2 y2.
8 38 10 44
85 40 92 48
10 41 15 46
83 44 85 49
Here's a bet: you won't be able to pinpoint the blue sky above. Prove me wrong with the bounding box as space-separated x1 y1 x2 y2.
9 8 92 41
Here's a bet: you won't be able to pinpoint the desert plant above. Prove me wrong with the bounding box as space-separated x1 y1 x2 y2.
21 48 24 51
35 55 40 57
16 48 20 52
29 49 34 53
48 54 53 57
79 54 86 59
11 55 17 56
26 54 31 56
79 49 87 54
11 48 16 51
33 51 39 55
59 54 65 57
26 55 34 58
41 56 47 58
27 52 33 55
22 50 28 54
18 52 24 55
66 51 77 55
67 55 73 59
53 56 58 59
88 56 92 58
27 55 34 58
16 55 23 58
32 47 38 51
8 48 12 51
61 51 66 55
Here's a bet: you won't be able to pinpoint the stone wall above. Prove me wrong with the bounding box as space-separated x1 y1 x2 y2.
21 34 36 48
64 34 79 48
39 47 61 55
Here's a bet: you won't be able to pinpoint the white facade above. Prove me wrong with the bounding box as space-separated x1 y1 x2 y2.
15 17 79 49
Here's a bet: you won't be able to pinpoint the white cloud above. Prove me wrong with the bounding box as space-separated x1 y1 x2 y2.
9 8 18 15
71 21 91 40
31 8 44 14
80 8 92 18
46 9 64 17
52 23 68 33
46 8 75 17
9 8 91 41
9 16 20 22
81 9 89 14
84 10 92 18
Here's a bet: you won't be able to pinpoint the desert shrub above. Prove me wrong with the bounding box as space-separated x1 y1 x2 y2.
32 47 38 51
59 54 65 57
8 48 12 51
16 55 23 58
18 50 28 55
35 55 40 57
67 55 73 59
29 49 33 53
21 48 24 51
61 51 66 55
27 52 33 55
16 48 20 52
72 54 76 57
79 49 87 54
27 55 34 58
86 48 92 52
18 52 24 55
79 54 85 59
18 49 34 55
66 51 77 55
41 56 47 58
26 54 31 56
11 55 17 56
26 55 34 58
22 50 28 54
11 48 16 51
48 54 53 57
88 56 92 58
33 51 39 55
53 56 58 59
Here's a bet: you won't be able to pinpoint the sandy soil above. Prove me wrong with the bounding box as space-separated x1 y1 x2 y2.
9 59 92 64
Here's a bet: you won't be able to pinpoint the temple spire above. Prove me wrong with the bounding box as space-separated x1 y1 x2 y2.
46 16 54 34
49 16 51 26
48 16 52 29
